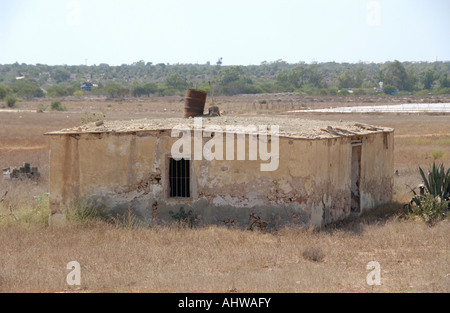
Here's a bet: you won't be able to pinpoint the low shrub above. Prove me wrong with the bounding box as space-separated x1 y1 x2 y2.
302 246 325 262
411 194 448 226
50 100 67 111
5 96 17 108
407 162 450 225
383 85 397 95
431 150 445 160
337 89 350 96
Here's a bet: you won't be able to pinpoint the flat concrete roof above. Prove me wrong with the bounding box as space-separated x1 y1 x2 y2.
45 116 393 139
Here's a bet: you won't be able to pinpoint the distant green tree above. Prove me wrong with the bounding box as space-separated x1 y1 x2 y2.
157 86 167 96
383 85 397 95
11 80 45 99
132 85 146 97
373 68 384 86
328 88 338 95
304 66 324 88
53 68 71 83
353 88 366 95
384 60 414 91
0 83 10 99
275 69 292 90
339 67 364 89
132 82 158 97
5 96 17 107
337 70 354 89
104 83 129 99
286 66 305 88
155 63 167 74
143 82 158 95
165 72 187 91
421 69 436 90
219 66 243 85
218 66 260 95
354 67 364 88
405 67 417 91
439 73 449 88
46 85 68 97
274 65 323 90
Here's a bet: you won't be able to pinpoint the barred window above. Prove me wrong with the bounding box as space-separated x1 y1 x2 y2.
169 158 190 198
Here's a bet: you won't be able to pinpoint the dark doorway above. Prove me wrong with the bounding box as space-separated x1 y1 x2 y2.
350 141 361 213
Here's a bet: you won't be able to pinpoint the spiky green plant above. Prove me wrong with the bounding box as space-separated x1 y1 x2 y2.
407 162 450 225
419 162 450 200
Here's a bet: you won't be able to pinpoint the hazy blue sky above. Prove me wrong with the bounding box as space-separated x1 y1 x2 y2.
0 0 449 65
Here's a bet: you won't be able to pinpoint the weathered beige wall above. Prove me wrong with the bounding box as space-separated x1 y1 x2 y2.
359 132 395 212
48 129 393 228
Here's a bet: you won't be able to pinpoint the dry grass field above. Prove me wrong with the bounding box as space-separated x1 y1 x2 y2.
0 94 449 293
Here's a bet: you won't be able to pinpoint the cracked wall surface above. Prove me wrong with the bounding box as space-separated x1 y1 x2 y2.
48 130 393 228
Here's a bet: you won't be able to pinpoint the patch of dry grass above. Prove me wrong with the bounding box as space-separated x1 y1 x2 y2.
391 135 450 203
0 202 448 293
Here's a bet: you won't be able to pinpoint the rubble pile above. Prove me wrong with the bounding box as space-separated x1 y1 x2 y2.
3 163 40 180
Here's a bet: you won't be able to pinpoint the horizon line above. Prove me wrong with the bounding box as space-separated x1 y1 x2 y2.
2 59 450 67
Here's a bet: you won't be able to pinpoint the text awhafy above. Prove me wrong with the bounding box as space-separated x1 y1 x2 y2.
177 297 271 310
171 117 280 171
222 297 271 308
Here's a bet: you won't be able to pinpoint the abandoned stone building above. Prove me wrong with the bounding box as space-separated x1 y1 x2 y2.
45 116 394 228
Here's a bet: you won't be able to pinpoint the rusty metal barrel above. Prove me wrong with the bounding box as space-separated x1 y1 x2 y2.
183 89 207 118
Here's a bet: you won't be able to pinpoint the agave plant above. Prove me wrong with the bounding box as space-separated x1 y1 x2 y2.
407 162 450 225
419 162 450 201
406 162 450 214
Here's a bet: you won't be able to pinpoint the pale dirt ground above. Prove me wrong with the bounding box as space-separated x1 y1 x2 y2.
0 94 449 293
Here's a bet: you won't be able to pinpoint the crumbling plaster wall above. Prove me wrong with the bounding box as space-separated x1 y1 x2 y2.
359 131 394 212
48 130 393 228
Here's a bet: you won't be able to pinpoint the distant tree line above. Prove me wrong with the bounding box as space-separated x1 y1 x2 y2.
1 59 449 101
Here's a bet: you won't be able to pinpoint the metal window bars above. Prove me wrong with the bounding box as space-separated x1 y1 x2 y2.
169 158 190 198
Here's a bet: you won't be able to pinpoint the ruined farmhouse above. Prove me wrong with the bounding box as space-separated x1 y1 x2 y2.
45 116 394 228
